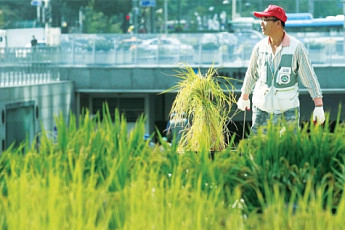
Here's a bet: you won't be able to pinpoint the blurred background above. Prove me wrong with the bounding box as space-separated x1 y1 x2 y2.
0 0 343 34
0 0 344 149
1 0 343 66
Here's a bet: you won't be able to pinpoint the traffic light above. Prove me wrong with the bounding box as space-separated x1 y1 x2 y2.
45 7 52 24
126 13 132 24
122 13 131 33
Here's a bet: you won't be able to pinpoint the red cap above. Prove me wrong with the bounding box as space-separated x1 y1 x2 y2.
253 5 287 22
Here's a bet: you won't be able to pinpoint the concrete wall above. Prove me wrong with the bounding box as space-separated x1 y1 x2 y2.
0 81 74 151
1 64 343 150
59 66 179 92
59 65 345 92
59 65 345 135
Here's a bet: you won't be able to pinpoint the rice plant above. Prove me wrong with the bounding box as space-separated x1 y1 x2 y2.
0 104 344 229
235 111 345 212
162 65 238 153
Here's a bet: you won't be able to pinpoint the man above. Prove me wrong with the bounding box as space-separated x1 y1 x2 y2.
31 35 38 47
237 5 325 134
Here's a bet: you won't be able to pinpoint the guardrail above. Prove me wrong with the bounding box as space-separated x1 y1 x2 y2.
0 68 60 87
0 32 344 68
0 48 60 86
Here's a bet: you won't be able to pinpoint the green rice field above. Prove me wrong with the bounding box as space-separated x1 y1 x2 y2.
0 106 345 229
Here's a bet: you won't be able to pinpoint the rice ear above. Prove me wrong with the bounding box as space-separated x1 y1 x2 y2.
163 65 237 152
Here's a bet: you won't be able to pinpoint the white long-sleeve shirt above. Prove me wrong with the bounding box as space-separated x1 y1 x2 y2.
241 32 323 100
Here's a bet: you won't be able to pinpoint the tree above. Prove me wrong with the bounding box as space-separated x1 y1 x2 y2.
83 2 123 33
0 1 36 28
93 0 131 17
0 0 344 33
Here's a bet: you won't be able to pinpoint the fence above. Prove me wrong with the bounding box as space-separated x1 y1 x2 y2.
0 32 344 87
0 47 60 87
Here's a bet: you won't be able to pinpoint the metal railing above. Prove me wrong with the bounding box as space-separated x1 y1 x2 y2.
58 32 345 66
1 33 344 66
0 32 344 87
0 47 61 87
0 68 60 87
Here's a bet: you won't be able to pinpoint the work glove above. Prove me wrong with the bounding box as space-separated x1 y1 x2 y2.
237 97 250 111
313 106 325 125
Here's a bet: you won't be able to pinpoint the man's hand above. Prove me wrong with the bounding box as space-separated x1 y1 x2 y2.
313 106 325 125
237 97 251 111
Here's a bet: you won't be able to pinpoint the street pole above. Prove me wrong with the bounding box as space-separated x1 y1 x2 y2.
79 7 83 33
43 0 50 28
150 6 155 33
296 0 300 13
37 5 41 24
308 0 314 16
343 0 345 55
164 0 168 34
43 0 50 45
132 0 139 33
232 0 236 20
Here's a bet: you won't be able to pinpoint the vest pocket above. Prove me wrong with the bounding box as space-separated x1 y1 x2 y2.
252 84 269 109
274 89 299 111
276 67 292 85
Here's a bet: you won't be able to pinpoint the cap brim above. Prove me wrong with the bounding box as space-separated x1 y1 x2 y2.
253 12 273 18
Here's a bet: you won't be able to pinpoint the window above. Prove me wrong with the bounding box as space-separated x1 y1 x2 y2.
92 97 145 122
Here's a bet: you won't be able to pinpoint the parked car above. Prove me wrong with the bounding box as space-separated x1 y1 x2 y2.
87 37 114 52
138 37 194 61
116 37 144 64
234 29 263 60
117 37 143 51
234 29 263 46
218 32 238 62
198 34 219 50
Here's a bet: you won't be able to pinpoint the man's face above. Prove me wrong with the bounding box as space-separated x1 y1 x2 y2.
260 17 279 36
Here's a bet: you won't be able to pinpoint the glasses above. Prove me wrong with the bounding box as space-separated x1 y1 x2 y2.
261 18 278 22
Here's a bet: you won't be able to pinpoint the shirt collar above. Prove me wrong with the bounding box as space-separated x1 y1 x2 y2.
267 31 290 47
281 32 290 46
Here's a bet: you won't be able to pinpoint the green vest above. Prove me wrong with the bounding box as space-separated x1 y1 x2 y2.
252 37 302 113
266 54 298 88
